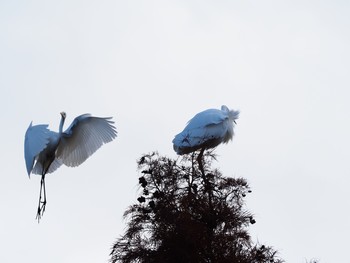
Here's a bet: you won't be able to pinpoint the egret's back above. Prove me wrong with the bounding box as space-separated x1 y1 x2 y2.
31 131 62 175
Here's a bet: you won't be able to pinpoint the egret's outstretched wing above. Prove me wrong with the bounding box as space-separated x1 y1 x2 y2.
57 114 117 167
24 122 50 176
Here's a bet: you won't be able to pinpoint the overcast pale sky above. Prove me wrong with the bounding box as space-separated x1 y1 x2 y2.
1 1 349 262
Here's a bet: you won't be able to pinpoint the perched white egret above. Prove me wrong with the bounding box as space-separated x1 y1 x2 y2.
173 105 239 173
24 112 117 221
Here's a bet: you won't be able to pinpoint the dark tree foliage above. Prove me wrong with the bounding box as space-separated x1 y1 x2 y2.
110 151 283 263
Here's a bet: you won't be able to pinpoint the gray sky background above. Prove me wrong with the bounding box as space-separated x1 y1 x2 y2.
1 1 349 262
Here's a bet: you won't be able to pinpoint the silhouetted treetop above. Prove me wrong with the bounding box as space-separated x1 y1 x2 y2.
110 151 283 263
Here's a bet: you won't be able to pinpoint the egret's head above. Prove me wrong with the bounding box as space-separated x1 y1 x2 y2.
221 105 239 124
221 105 229 112
60 112 66 119
229 109 240 124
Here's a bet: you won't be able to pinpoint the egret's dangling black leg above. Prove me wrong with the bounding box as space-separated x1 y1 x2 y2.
36 174 47 221
41 175 47 213
36 159 53 221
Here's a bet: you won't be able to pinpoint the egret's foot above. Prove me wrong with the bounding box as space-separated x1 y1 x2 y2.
36 201 46 222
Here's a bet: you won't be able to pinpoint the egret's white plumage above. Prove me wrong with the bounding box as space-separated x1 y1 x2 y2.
173 105 239 155
24 112 117 220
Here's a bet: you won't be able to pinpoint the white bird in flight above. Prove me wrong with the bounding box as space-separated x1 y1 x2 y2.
24 112 117 221
173 105 239 173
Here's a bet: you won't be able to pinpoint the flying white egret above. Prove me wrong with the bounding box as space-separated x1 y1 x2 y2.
24 112 117 221
172 105 239 174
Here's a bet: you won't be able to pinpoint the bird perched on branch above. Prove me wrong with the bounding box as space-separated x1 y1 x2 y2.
173 105 239 174
24 112 117 221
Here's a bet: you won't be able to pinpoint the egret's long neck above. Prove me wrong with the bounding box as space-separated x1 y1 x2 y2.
59 115 65 134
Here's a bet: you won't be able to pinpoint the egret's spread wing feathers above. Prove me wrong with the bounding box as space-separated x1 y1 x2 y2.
24 123 51 176
57 115 117 167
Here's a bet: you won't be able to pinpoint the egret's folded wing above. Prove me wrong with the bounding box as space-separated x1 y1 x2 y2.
24 122 50 176
57 115 117 167
173 123 224 147
174 109 228 143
